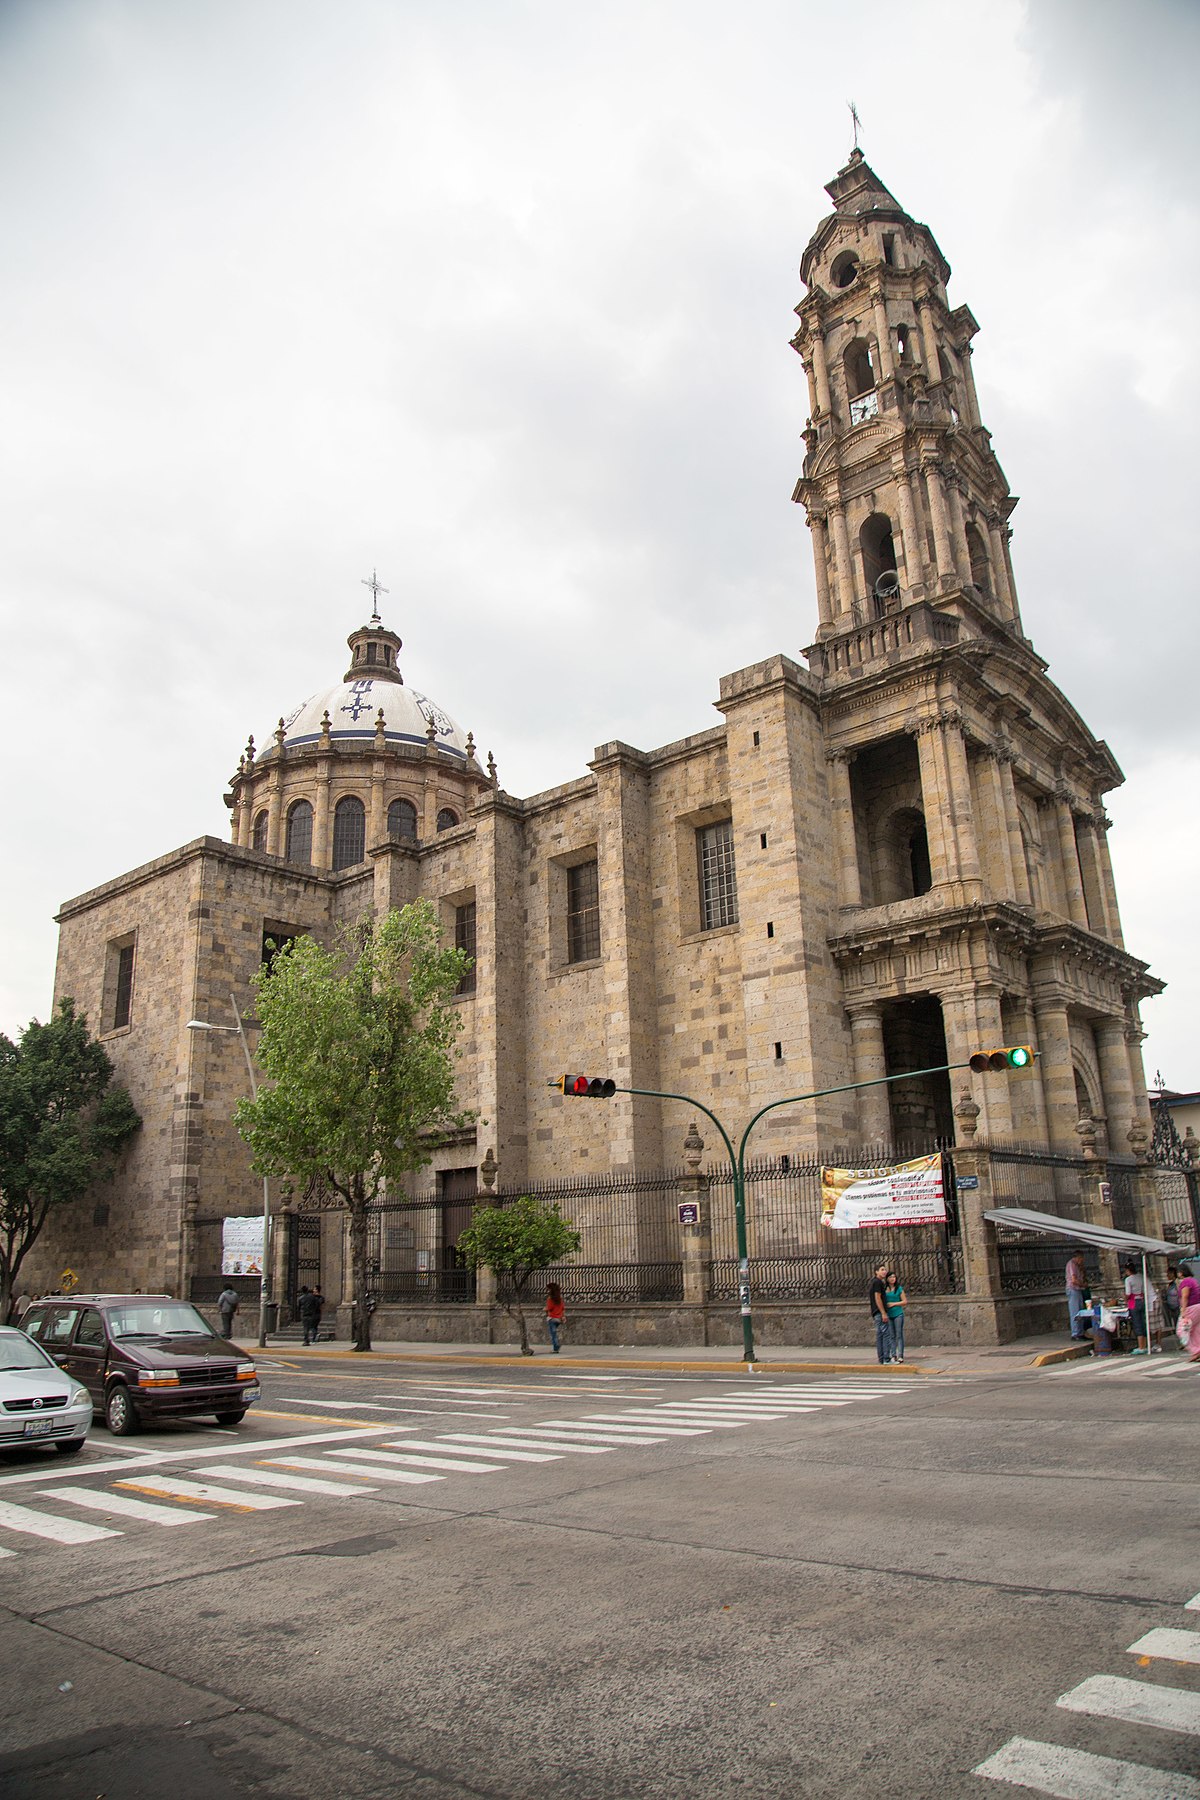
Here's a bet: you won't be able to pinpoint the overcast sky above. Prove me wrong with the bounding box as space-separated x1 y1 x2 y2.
2 0 1196 1088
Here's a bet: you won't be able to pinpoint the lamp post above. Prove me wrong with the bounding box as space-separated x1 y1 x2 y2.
186 994 272 1349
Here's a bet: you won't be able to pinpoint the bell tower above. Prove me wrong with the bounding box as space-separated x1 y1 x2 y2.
790 151 1161 1161
792 150 1021 639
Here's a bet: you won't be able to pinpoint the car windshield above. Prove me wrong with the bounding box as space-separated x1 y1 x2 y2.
108 1303 215 1340
0 1332 56 1371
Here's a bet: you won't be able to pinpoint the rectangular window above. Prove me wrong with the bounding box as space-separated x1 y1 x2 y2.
567 860 601 963
102 932 137 1032
262 927 299 971
455 902 477 995
697 820 738 930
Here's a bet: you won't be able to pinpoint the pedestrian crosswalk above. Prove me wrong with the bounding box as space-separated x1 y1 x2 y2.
974 1588 1200 1797
1061 1352 1197 1380
0 1377 921 1559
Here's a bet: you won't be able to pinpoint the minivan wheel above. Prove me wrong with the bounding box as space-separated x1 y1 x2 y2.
105 1385 140 1435
54 1439 86 1456
214 1409 247 1426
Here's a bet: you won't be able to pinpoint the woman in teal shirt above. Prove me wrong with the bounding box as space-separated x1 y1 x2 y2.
885 1271 907 1363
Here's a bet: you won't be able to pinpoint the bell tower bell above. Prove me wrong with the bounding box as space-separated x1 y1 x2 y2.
792 150 1022 640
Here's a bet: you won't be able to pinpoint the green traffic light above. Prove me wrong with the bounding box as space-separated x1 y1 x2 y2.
1008 1047 1030 1068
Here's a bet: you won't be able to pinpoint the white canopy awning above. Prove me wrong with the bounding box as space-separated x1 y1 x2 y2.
984 1206 1182 1258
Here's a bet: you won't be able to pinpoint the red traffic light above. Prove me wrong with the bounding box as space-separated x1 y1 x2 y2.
554 1075 617 1098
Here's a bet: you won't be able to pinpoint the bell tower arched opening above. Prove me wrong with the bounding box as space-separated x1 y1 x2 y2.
860 512 899 614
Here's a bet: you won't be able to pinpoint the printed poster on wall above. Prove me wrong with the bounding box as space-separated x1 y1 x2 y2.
222 1215 265 1275
820 1154 947 1231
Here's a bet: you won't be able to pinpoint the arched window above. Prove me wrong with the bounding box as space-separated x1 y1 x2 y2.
332 796 366 871
387 797 418 842
965 522 991 594
436 808 459 833
896 322 916 365
830 250 860 289
285 800 313 866
876 806 931 901
843 338 875 398
251 809 268 852
860 513 899 612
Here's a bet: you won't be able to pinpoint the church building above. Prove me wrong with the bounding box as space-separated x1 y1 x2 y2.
37 155 1163 1341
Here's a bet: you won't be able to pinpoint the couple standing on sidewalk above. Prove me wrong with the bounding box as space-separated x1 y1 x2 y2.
869 1261 907 1363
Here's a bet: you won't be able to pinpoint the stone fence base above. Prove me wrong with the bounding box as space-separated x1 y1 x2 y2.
346 1292 1070 1351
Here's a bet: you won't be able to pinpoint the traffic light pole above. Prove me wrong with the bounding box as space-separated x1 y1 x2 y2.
621 1057 982 1365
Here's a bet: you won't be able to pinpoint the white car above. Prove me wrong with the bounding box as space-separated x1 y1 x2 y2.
0 1325 93 1456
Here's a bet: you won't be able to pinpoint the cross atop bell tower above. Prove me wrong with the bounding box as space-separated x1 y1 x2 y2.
792 152 1023 642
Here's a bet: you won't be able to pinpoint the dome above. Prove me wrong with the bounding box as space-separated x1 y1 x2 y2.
267 610 471 762
276 679 470 760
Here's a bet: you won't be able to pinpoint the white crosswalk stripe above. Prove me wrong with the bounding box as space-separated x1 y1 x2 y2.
578 1416 711 1435
0 1497 120 1544
265 1455 441 1485
497 1422 669 1444
193 1464 377 1497
413 1437 562 1462
326 1447 505 1474
452 1432 612 1454
41 1487 214 1525
1127 1627 1200 1665
1058 1673 1200 1736
975 1734 1200 1798
116 1476 301 1511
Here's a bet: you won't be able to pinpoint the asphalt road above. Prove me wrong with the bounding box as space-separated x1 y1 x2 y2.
1 1351 1197 1799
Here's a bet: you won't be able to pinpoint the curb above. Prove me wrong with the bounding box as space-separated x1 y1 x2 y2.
251 1346 929 1376
1028 1342 1093 1368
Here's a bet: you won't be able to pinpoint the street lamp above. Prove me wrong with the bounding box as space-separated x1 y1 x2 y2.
186 994 272 1349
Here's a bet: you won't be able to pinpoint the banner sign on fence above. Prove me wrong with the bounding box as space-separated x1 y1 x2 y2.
820 1154 947 1231
221 1215 265 1275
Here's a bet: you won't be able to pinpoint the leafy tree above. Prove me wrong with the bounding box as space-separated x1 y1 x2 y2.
0 999 141 1321
236 902 472 1352
456 1196 581 1355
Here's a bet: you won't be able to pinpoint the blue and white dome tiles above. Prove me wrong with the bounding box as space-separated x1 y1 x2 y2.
275 680 470 761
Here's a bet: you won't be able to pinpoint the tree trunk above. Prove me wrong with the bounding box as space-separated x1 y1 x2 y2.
349 1176 372 1353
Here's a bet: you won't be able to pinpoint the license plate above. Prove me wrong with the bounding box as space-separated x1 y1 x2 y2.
23 1418 54 1437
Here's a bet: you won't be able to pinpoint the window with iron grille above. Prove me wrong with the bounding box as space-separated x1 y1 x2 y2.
567 860 601 963
697 819 738 930
285 800 313 866
455 901 476 995
332 795 366 871
388 797 418 841
251 809 268 851
102 934 136 1032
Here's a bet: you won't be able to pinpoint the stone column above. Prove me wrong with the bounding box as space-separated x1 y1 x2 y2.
959 343 983 428
1012 993 1050 1142
964 984 1013 1141
917 295 940 379
940 717 981 885
677 1122 711 1311
825 749 862 906
313 758 332 868
266 725 286 856
810 514 834 629
474 1147 499 1311
811 330 832 417
871 293 895 379
986 517 1017 620
915 721 953 886
801 355 819 417
1095 1018 1135 1155
945 479 969 584
1032 997 1077 1153
1093 814 1125 948
949 1097 1006 1335
1074 813 1115 939
923 461 955 584
979 750 1017 898
847 1003 891 1147
829 503 855 618
893 466 922 589
1053 794 1089 928
996 753 1032 904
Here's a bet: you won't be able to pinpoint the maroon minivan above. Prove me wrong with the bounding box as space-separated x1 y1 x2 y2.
22 1294 260 1434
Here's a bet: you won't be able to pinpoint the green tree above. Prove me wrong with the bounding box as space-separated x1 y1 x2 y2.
0 999 141 1321
235 902 472 1352
456 1196 581 1355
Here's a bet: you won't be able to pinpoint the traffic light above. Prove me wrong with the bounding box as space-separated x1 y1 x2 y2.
551 1075 617 1098
968 1046 1037 1073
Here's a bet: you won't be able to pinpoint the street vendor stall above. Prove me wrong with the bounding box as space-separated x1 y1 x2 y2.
983 1207 1185 1355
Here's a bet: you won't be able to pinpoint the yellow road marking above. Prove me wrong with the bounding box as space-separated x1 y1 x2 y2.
116 1481 258 1514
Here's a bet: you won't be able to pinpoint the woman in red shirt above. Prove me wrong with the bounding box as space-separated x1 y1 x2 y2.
545 1282 565 1354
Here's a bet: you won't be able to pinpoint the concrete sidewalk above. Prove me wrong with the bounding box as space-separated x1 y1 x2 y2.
245 1330 1094 1377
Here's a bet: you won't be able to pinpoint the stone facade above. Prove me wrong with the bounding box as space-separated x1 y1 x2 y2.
29 154 1162 1330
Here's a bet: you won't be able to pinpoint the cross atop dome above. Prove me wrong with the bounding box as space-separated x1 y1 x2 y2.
361 567 388 625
